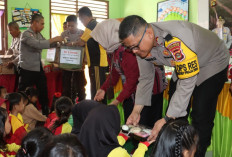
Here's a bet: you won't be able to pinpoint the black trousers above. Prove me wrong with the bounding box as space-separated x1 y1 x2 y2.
18 67 49 116
140 92 164 128
123 93 163 128
89 66 108 103
168 67 228 157
62 70 86 102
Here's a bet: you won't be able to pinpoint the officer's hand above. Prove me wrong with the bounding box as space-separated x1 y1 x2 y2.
147 118 166 141
94 89 105 101
66 42 75 47
50 36 63 44
126 111 140 126
6 62 14 69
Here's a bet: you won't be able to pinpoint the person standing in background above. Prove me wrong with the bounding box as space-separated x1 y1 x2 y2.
212 16 231 49
61 15 86 101
18 14 63 116
76 7 108 101
6 22 21 68
63 21 67 31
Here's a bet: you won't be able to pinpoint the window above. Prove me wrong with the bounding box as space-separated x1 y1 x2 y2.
77 0 108 29
0 0 7 54
50 0 109 37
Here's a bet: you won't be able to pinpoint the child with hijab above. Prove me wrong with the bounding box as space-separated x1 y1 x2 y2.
79 105 152 157
71 100 103 136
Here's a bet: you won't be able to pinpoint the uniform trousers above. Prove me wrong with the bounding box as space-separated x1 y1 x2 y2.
168 67 228 157
18 66 49 116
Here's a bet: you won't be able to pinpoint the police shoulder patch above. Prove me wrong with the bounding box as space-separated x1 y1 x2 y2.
166 41 185 62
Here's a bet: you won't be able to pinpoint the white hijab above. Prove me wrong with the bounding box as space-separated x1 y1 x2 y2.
91 19 121 53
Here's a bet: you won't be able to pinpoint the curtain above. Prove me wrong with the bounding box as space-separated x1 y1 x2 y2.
51 14 68 37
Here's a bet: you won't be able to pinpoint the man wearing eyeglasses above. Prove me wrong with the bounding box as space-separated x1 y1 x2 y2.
119 15 229 157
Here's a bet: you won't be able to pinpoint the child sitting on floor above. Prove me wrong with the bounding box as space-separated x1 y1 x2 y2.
0 107 11 157
5 93 27 156
42 133 87 157
79 105 153 157
46 96 73 135
16 127 53 157
22 87 47 131
44 92 61 128
150 119 199 157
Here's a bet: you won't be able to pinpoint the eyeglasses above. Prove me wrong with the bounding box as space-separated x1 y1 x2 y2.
129 24 147 51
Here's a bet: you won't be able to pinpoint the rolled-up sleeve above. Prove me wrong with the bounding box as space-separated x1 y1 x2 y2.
167 75 197 117
135 56 155 106
21 31 50 50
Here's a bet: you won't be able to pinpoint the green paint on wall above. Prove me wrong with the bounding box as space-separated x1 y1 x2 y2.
108 0 123 19
7 0 50 60
163 13 186 21
7 0 50 45
6 0 198 62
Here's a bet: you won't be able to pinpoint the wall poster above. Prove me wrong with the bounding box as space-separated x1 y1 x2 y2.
12 8 42 28
157 0 189 22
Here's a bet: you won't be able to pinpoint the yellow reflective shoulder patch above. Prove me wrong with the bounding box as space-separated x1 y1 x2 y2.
165 37 200 79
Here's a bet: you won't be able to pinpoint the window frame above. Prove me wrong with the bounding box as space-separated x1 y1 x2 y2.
49 0 109 38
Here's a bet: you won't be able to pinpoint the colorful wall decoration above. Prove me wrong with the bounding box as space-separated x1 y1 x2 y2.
157 0 189 22
12 8 42 28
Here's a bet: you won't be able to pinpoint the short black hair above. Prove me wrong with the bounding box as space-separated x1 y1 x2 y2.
25 87 38 97
119 15 147 40
8 21 19 30
63 21 67 25
18 91 29 106
78 7 92 17
31 14 44 24
66 15 77 23
6 93 22 111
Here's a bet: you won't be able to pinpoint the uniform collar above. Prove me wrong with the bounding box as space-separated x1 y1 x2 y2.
150 23 171 47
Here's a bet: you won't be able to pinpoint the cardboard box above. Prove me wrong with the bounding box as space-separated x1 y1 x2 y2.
46 46 84 71
46 48 60 64
0 55 15 74
59 46 84 70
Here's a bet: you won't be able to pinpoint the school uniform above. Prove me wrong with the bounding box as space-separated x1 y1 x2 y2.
5 114 27 156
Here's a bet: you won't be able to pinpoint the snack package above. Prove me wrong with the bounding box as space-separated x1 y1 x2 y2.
121 124 152 142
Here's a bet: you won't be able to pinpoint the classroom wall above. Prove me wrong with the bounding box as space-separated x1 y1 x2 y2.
108 0 123 19
7 0 199 44
7 0 50 47
121 0 198 24
7 0 122 47
6 0 200 59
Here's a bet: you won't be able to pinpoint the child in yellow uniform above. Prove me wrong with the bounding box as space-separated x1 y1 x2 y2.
79 105 152 157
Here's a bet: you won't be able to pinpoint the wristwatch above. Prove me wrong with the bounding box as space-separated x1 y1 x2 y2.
164 115 173 122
